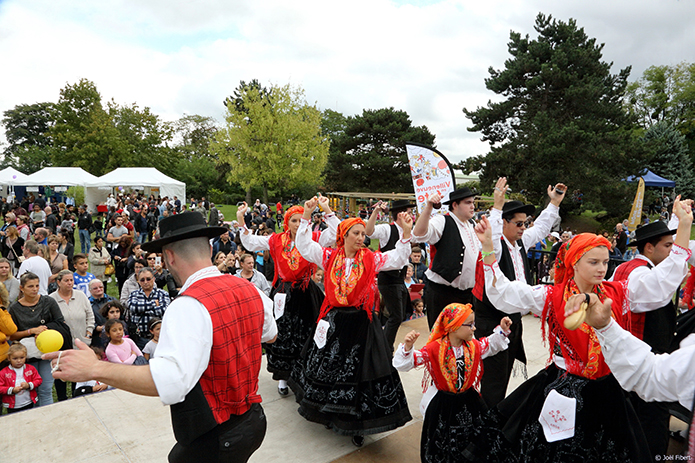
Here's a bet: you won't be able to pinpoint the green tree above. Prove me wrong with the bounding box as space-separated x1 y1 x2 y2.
643 121 695 197
461 13 645 217
1 102 55 173
108 101 175 175
211 82 329 205
50 79 126 175
171 114 229 199
50 79 177 176
324 107 435 192
625 62 695 157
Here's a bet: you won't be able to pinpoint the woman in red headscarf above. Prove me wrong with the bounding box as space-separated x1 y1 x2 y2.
290 196 414 446
467 200 693 463
237 197 340 396
393 303 511 463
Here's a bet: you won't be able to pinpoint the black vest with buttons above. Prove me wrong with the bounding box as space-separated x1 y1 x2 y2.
378 223 407 285
430 215 466 284
474 236 531 363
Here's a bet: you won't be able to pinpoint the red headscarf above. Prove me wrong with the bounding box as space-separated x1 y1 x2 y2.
336 218 366 248
424 303 482 393
554 233 611 289
283 206 305 232
542 233 623 379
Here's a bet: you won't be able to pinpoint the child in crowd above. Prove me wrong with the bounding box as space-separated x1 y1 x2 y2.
393 303 511 463
410 298 425 320
0 344 42 414
74 347 109 397
73 254 96 297
104 319 146 365
142 318 161 361
99 301 128 346
92 215 104 238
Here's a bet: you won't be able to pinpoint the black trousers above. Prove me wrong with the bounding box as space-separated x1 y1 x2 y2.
424 280 474 329
629 392 670 459
168 403 267 463
54 378 76 401
476 310 524 408
380 283 410 354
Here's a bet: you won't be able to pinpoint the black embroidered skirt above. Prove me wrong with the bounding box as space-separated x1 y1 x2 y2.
470 364 651 463
289 306 412 436
265 278 324 381
421 388 487 463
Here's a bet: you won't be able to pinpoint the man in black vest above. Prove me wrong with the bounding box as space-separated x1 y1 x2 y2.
474 177 566 408
366 199 416 352
412 187 479 328
611 218 695 459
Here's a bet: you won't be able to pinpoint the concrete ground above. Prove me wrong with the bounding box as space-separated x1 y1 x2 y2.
0 315 685 462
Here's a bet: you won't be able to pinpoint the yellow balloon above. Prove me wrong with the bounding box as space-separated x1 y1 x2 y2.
36 329 64 353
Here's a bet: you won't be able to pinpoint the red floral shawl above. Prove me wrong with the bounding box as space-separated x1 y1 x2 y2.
318 247 378 321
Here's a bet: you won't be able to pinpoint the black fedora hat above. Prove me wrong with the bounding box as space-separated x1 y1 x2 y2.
390 199 416 213
628 221 677 247
142 212 227 253
442 187 477 205
502 200 535 219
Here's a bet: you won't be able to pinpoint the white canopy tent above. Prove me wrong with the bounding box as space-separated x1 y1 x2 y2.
20 167 102 209
0 167 29 199
85 167 186 205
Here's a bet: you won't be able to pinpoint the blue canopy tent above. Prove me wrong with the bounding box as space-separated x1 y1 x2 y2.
625 169 676 188
625 170 676 204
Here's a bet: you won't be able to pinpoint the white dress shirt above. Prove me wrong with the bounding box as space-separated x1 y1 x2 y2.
490 203 558 282
596 319 695 411
149 266 276 406
240 213 340 252
412 213 479 290
295 219 410 274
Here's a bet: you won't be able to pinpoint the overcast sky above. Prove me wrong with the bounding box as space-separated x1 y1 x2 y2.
0 0 692 166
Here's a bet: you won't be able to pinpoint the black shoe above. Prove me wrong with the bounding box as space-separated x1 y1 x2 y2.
352 435 364 447
278 386 289 397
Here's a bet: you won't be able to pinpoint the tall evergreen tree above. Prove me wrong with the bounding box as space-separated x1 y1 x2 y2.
644 121 695 198
461 13 646 216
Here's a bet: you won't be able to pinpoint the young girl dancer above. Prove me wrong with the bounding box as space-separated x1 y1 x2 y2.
393 303 511 462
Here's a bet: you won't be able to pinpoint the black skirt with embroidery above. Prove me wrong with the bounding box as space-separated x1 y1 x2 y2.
288 306 412 436
468 363 651 463
421 388 488 463
265 278 324 381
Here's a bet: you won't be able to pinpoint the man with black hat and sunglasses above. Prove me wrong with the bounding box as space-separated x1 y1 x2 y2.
366 199 416 352
473 176 566 409
610 207 695 459
412 186 481 328
43 212 278 463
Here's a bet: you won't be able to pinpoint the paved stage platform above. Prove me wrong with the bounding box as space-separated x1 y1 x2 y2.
6 314 683 462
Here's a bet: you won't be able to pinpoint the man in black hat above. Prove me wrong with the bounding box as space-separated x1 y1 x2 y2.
611 213 695 459
366 199 416 351
44 212 278 463
412 186 480 328
474 177 566 408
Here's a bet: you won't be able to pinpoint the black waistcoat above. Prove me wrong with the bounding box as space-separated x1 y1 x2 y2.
474 237 531 362
430 215 466 283
378 223 407 285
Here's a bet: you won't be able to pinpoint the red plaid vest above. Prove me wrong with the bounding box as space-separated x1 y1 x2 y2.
182 275 265 424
